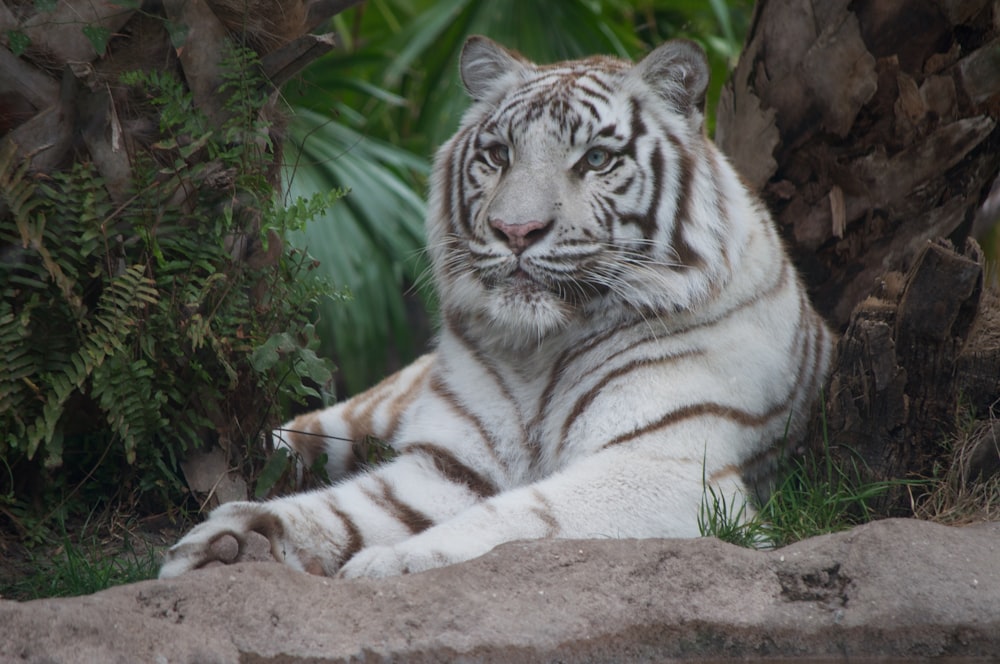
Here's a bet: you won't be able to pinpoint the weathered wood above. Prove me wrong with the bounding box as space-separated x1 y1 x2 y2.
717 0 1000 328
719 0 1000 511
0 45 58 110
20 1 135 63
260 32 337 91
162 0 233 132
811 239 998 512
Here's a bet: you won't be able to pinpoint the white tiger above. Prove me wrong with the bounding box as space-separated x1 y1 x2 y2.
160 36 831 580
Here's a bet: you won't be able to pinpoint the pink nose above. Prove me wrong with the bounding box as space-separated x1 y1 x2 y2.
490 218 552 254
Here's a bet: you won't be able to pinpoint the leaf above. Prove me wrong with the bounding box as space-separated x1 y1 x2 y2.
164 20 189 49
6 30 30 57
249 332 297 372
34 0 57 12
294 346 333 387
82 25 111 57
254 448 290 498
284 107 429 392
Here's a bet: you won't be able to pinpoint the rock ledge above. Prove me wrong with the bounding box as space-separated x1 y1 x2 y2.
2 518 998 662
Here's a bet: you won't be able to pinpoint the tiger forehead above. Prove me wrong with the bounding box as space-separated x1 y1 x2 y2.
484 60 628 139
522 57 628 97
539 54 632 74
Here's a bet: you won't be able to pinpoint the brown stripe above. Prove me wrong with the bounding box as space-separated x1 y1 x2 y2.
341 368 406 440
381 359 433 443
365 477 434 535
530 317 644 433
429 371 505 468
602 399 791 451
544 261 793 451
530 489 560 537
557 348 706 456
718 293 821 483
328 503 363 566
447 317 532 460
402 442 499 499
666 259 792 337
352 372 406 441
708 463 741 483
280 412 328 464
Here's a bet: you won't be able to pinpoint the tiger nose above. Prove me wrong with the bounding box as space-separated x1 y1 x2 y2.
489 218 553 255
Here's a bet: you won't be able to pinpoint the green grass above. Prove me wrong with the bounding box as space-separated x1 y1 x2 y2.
3 534 160 601
698 449 912 549
698 401 922 548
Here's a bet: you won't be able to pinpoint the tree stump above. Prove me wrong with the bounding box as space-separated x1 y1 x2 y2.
814 239 999 513
716 0 1000 510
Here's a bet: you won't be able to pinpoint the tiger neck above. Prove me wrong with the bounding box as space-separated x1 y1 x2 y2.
441 302 658 376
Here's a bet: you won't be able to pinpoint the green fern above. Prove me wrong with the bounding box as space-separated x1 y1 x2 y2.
1 40 338 517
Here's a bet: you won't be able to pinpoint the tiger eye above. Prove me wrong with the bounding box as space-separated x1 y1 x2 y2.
584 147 611 170
488 144 510 167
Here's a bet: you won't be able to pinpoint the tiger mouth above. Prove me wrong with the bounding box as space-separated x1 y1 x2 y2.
496 267 547 293
487 266 607 305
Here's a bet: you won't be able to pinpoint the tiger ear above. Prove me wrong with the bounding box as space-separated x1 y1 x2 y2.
632 39 710 118
460 36 529 103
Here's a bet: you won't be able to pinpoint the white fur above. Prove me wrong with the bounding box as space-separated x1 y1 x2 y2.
160 38 830 580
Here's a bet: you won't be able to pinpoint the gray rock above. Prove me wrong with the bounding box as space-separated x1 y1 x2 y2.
2 518 997 662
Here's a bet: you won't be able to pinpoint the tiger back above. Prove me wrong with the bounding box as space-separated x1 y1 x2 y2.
159 36 831 580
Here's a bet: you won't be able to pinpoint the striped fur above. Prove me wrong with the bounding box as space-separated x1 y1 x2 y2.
160 37 831 580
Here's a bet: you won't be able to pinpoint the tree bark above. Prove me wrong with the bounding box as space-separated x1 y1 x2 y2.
716 0 1000 511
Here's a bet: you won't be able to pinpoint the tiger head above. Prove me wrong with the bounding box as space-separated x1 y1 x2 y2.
428 36 747 350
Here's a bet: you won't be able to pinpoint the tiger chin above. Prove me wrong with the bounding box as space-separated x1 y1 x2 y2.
160 36 832 581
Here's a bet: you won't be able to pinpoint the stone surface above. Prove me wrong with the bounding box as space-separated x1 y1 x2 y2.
2 518 998 663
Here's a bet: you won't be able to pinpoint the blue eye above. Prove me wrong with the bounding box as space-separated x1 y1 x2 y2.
583 147 611 170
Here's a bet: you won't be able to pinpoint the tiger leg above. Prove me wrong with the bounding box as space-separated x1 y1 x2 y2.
272 353 436 484
159 442 491 578
160 355 437 578
337 445 749 579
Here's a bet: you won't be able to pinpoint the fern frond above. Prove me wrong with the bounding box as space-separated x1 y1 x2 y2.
21 265 158 462
92 355 167 464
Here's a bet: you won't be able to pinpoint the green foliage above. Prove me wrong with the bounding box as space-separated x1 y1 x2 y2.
6 29 30 56
698 448 905 549
81 24 110 55
698 479 764 549
283 109 428 393
752 450 912 548
0 42 337 518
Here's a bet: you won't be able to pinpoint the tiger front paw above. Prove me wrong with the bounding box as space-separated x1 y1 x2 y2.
158 501 292 578
337 533 491 579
